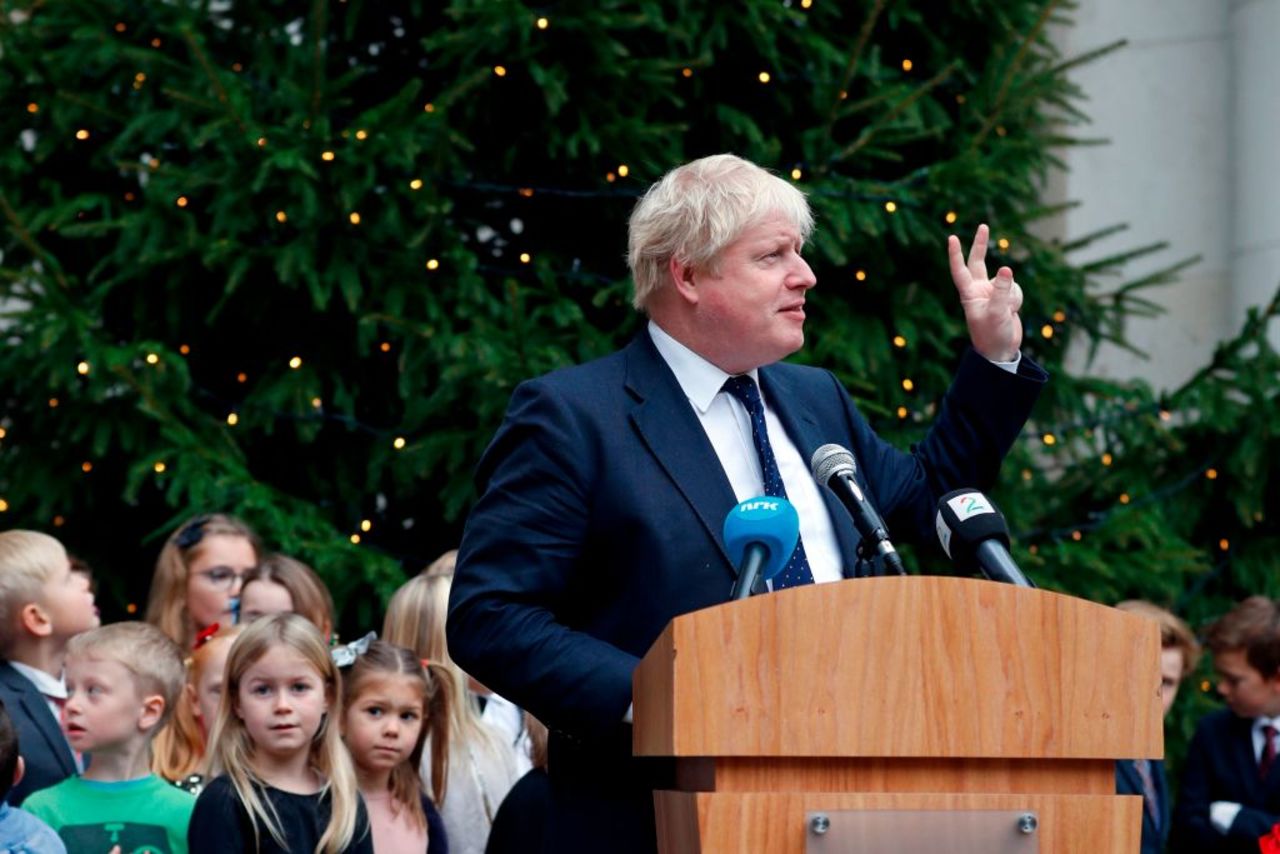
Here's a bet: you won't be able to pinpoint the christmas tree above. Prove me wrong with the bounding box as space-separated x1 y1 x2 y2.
1 0 1276 758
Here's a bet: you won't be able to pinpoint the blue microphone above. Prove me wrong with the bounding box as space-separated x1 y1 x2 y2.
723 497 800 600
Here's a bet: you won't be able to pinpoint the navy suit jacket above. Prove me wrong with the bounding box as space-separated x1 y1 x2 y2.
0 661 76 806
1172 708 1280 853
448 331 1045 851
1117 758 1170 854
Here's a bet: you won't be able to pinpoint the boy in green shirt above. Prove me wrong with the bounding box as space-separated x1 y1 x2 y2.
26 622 195 853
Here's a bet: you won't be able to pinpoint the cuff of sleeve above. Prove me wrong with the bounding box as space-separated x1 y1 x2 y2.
623 703 634 724
989 352 1022 374
1211 800 1243 834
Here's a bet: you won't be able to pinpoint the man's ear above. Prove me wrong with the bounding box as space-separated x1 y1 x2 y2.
13 755 25 788
139 694 166 731
668 256 700 305
19 602 53 639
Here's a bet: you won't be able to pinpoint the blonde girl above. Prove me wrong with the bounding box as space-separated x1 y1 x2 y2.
152 623 243 792
239 553 336 640
339 640 450 852
382 559 520 854
146 513 261 649
187 613 371 854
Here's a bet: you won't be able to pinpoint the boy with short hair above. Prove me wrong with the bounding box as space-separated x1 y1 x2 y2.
1114 600 1201 854
1172 596 1280 853
0 530 99 805
24 622 195 853
0 698 66 852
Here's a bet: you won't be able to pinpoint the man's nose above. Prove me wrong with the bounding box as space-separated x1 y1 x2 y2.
789 256 816 289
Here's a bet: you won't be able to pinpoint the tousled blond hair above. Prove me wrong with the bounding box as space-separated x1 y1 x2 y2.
0 530 68 656
627 153 814 311
1115 600 1202 676
67 622 185 729
207 614 361 854
145 513 260 649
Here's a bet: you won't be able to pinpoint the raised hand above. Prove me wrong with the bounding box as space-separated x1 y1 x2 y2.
947 224 1023 362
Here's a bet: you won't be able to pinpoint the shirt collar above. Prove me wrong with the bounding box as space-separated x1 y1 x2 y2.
8 660 66 699
648 321 760 413
1256 715 1280 732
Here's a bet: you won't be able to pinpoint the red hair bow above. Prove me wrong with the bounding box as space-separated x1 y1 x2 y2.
194 623 220 649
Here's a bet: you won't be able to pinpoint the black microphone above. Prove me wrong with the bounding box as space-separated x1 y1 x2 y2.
934 489 1034 587
810 444 905 575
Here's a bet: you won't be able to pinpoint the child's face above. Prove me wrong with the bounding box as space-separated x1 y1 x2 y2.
193 637 234 734
1215 648 1280 718
235 644 329 763
39 559 99 640
185 535 257 630
63 655 150 753
239 579 294 624
1160 648 1185 716
342 675 425 778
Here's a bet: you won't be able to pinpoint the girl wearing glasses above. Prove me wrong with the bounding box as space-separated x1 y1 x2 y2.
145 513 261 649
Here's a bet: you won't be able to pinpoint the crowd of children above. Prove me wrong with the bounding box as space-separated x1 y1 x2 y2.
0 516 542 853
5 514 1280 853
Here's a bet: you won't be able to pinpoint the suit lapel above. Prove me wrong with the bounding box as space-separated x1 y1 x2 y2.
0 663 76 774
624 335 738 576
759 365 863 574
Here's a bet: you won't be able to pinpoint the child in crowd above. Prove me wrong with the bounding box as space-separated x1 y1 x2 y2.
0 530 99 805
383 561 520 854
152 624 243 793
1172 596 1280 853
1113 600 1200 854
340 639 449 852
25 622 195 853
0 699 66 853
188 613 373 854
240 553 336 640
146 513 260 649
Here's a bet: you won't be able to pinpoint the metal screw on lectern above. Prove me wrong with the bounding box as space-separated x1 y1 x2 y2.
810 814 831 835
1017 813 1038 834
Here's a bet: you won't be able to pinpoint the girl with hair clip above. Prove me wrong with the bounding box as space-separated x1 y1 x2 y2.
338 638 449 852
239 553 336 641
383 562 520 854
152 623 243 794
146 513 261 649
187 613 372 854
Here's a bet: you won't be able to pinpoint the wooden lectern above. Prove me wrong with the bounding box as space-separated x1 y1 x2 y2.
632 577 1162 852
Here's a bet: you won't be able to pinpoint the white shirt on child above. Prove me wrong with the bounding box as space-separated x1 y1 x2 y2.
1209 714 1280 833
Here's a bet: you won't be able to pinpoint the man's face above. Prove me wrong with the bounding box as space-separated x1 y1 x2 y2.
40 560 100 640
685 213 816 374
1215 648 1280 718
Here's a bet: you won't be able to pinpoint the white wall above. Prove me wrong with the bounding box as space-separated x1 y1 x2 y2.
1045 1 1279 389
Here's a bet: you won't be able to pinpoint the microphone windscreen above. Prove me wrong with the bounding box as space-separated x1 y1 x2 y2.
722 497 800 582
935 489 1011 562
811 443 856 484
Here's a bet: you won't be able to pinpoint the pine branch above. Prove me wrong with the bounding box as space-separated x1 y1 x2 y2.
970 0 1061 150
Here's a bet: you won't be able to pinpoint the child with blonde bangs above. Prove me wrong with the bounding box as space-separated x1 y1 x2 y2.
146 513 261 649
188 614 372 854
239 553 336 640
340 640 449 852
383 563 520 854
152 624 243 793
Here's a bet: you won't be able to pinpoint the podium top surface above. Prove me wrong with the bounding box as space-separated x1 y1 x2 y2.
632 577 1163 760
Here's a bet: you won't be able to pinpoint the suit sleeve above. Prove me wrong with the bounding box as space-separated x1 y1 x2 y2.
1171 720 1228 852
447 378 640 738
837 347 1047 549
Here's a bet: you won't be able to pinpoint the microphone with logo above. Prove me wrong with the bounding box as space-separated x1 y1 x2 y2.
724 497 801 600
810 443 906 575
934 489 1034 588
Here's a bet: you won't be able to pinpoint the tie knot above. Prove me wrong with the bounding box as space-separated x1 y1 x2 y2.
722 375 762 412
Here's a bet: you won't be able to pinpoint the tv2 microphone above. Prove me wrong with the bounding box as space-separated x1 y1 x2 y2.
935 489 1034 587
723 497 800 600
810 443 905 575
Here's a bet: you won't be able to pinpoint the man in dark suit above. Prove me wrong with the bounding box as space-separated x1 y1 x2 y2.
1173 597 1280 853
448 154 1046 853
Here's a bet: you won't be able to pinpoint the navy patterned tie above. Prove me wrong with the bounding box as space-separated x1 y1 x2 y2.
722 375 814 588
